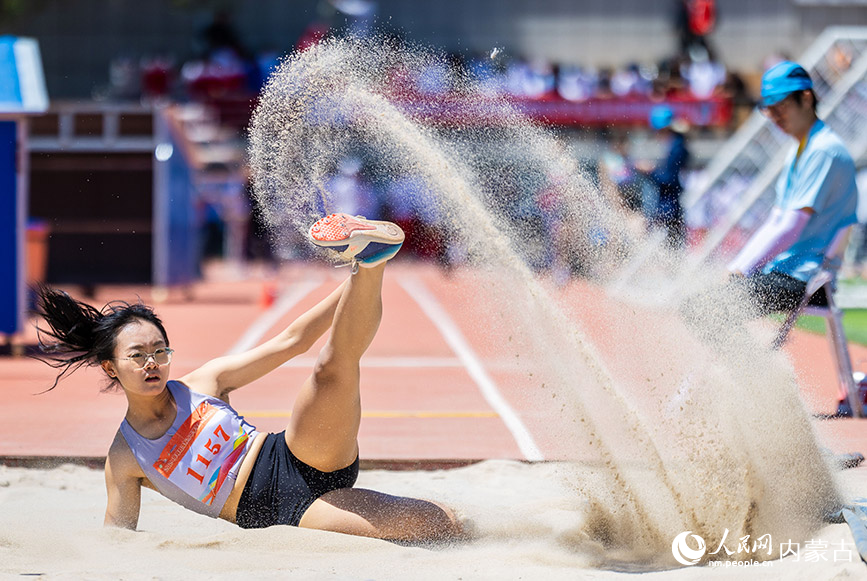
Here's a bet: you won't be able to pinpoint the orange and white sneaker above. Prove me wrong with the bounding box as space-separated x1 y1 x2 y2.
308 213 404 271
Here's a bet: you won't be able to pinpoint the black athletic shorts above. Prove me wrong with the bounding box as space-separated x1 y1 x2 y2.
743 271 827 315
235 431 359 528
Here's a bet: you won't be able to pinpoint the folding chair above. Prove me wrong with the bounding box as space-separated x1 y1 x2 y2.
772 225 862 418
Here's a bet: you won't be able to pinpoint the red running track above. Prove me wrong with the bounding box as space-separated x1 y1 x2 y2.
0 261 864 465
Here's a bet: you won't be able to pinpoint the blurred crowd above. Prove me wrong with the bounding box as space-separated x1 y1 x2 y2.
239 102 694 281
99 1 752 132
107 37 750 122
464 48 742 105
110 3 770 278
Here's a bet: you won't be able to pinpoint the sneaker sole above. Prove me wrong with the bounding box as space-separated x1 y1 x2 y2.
355 242 403 268
309 213 404 260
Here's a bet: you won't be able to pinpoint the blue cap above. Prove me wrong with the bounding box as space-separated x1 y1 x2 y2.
649 105 673 130
761 61 813 107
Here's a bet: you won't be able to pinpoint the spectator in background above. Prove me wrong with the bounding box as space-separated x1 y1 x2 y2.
687 62 859 417
674 0 717 61
202 10 248 61
505 56 556 98
184 9 256 100
597 132 653 251
611 63 651 97
639 104 691 246
681 47 726 99
727 62 857 293
557 64 599 102
600 131 643 214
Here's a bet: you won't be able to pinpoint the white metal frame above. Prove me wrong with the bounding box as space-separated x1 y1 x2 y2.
772 227 862 417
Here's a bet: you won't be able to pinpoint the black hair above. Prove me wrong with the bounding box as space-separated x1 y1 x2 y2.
32 285 170 392
791 88 819 115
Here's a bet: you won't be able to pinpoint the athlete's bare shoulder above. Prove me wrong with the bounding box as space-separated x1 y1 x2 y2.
106 429 145 481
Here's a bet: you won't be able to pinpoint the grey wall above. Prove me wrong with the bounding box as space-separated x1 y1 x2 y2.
378 0 867 70
4 0 867 98
1 0 324 97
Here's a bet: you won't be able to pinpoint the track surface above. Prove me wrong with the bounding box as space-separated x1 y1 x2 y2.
1 261 864 465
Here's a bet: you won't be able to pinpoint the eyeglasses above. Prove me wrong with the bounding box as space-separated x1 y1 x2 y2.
119 347 174 368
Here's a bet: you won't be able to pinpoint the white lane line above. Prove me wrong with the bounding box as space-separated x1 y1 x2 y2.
398 275 544 461
225 278 323 355
281 356 463 368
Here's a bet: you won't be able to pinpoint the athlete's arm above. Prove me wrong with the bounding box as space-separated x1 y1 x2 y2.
728 207 813 276
179 280 347 400
104 433 143 530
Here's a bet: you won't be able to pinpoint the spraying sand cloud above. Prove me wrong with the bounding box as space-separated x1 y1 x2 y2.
248 35 840 566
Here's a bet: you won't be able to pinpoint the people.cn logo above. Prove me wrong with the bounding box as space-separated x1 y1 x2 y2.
672 531 707 566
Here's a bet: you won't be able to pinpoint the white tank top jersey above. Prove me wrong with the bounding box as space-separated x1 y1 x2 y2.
118 381 260 518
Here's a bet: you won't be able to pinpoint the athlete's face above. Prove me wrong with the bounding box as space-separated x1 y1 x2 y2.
103 320 171 396
762 91 815 140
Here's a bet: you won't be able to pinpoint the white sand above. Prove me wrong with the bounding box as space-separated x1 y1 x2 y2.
7 34 862 581
1 461 865 580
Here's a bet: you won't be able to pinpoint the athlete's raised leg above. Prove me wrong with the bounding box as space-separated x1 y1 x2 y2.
285 214 404 472
285 215 465 543
285 263 385 471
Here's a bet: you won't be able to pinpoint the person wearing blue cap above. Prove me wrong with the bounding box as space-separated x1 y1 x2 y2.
726 60 859 416
641 104 691 246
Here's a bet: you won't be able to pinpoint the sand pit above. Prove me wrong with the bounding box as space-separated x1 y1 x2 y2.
6 31 864 580
1 461 865 579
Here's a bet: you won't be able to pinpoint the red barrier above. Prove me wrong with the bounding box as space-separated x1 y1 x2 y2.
196 85 733 132
395 91 733 128
514 94 733 128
